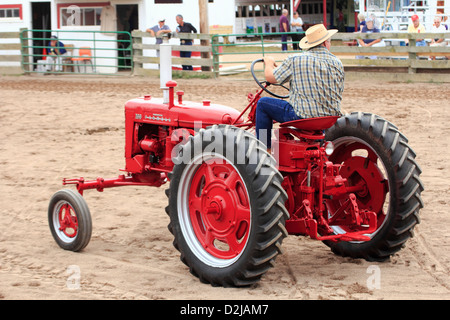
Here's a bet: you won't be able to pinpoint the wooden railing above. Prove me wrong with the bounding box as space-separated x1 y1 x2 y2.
131 30 213 77
209 31 450 81
0 30 23 75
3 29 449 82
331 32 450 75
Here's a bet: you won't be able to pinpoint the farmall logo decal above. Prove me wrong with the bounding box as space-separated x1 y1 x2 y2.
135 113 171 122
141 113 171 122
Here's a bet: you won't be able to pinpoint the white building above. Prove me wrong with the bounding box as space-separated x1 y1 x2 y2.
0 0 302 73
0 0 236 33
0 0 237 73
1 0 448 35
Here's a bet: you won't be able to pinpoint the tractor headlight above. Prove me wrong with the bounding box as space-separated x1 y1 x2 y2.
324 141 334 156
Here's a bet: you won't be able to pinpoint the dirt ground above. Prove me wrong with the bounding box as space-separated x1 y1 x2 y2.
0 74 449 300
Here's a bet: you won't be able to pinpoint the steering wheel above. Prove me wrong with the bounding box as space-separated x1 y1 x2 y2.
251 58 290 99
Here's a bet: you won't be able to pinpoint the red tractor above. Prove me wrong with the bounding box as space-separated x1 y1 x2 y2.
48 60 424 287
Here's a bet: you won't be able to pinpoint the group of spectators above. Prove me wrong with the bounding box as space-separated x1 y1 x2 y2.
146 9 306 61
356 13 449 59
279 9 305 51
146 14 197 70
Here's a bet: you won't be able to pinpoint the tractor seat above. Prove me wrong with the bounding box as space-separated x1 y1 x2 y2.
280 116 340 131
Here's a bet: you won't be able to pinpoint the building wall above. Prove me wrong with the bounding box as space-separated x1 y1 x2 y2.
0 0 239 72
0 1 29 68
0 1 237 33
0 1 30 32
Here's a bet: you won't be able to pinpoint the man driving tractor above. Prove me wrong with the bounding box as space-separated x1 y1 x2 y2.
256 24 345 152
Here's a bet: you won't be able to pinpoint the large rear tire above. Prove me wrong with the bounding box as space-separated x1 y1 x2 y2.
167 125 289 286
324 112 424 261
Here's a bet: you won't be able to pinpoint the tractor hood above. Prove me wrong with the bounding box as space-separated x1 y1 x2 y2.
125 96 243 128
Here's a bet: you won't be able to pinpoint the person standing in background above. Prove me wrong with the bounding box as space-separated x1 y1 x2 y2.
176 14 197 70
291 11 304 50
147 18 171 44
146 18 171 57
279 9 290 51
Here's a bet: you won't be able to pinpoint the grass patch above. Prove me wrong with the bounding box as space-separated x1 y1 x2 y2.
172 71 214 79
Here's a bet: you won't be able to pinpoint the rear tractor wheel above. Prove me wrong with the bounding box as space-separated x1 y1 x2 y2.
325 112 424 261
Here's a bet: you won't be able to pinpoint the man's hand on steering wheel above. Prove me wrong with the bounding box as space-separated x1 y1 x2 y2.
263 56 277 76
251 58 290 99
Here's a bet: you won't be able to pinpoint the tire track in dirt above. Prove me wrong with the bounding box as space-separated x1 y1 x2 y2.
1 222 189 300
0 247 141 299
409 229 450 291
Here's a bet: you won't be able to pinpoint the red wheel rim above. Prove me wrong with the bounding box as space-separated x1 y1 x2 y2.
188 159 251 260
327 138 389 234
58 203 78 238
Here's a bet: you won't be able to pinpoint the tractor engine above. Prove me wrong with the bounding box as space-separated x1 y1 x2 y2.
123 81 243 177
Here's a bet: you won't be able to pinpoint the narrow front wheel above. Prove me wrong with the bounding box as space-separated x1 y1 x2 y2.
48 189 92 252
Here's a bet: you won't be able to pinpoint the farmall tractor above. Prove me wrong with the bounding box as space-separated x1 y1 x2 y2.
48 60 424 287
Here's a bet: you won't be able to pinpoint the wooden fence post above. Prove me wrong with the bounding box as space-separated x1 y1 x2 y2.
19 28 30 73
131 31 213 77
408 34 417 74
132 30 143 75
0 30 24 75
199 0 211 71
211 35 220 77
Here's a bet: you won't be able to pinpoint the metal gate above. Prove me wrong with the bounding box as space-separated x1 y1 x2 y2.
20 29 133 75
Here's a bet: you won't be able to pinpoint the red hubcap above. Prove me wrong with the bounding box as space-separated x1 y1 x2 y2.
189 159 250 259
328 141 389 231
58 203 78 238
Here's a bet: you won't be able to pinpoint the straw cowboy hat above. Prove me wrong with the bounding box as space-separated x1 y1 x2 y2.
299 24 338 49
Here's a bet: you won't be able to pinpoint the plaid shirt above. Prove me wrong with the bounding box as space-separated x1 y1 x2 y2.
273 46 344 118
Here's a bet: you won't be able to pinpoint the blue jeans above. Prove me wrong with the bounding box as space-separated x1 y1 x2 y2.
180 42 193 70
256 97 301 149
416 40 427 47
281 35 289 51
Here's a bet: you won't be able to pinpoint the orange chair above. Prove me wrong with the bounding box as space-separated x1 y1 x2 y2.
72 47 93 73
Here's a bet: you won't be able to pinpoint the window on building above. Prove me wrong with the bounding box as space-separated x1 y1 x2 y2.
60 7 102 26
0 5 22 20
155 0 183 3
254 5 261 17
235 2 292 18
